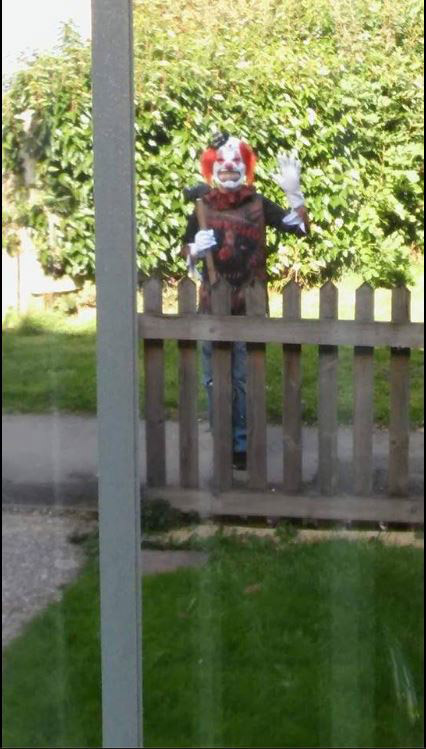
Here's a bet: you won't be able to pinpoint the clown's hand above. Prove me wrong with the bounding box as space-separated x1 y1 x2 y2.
272 152 305 210
189 229 217 259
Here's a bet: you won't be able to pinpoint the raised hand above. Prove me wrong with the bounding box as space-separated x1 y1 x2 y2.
272 151 304 209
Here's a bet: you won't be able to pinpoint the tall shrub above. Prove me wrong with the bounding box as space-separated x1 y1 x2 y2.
2 0 424 287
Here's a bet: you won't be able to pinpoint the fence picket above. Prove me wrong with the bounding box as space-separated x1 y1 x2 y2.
389 287 411 496
143 277 165 486
137 274 422 522
318 282 338 494
353 284 374 495
178 278 199 488
283 281 302 493
211 279 233 490
246 281 267 489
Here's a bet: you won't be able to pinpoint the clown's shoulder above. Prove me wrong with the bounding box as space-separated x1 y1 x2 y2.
182 182 309 237
182 182 212 203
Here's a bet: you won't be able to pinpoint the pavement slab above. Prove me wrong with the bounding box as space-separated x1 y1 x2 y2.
2 414 424 506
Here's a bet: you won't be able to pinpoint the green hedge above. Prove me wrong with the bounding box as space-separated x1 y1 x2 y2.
2 0 424 287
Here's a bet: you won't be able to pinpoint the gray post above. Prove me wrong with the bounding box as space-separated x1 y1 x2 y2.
91 2 142 747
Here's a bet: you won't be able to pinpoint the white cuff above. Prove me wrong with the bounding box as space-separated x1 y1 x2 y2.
282 209 306 233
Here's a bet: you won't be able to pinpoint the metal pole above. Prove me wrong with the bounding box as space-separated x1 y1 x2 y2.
91 2 142 747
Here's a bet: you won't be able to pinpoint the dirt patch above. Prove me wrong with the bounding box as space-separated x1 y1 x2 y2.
153 523 424 549
141 549 208 574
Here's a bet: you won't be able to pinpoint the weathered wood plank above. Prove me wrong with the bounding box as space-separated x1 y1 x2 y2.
143 278 165 486
389 287 411 496
138 314 424 348
283 281 302 493
144 487 424 525
178 278 198 488
353 284 374 495
318 283 338 495
246 281 267 489
211 279 232 490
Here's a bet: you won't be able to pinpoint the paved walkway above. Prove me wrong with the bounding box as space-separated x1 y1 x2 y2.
2 507 93 647
2 505 207 648
2 414 424 506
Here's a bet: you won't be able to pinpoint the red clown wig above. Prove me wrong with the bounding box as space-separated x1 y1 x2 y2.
200 140 257 186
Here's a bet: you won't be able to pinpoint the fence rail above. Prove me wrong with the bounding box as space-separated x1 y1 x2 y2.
139 277 424 523
139 315 423 348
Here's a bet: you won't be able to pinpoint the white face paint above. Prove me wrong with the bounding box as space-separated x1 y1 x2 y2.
212 137 246 190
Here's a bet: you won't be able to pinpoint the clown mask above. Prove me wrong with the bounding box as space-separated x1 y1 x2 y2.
200 135 256 192
213 137 247 190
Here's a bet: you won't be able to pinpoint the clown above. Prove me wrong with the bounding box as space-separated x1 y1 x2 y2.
202 134 256 190
182 132 310 470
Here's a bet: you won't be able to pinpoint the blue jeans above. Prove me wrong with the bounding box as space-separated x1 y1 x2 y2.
201 341 247 453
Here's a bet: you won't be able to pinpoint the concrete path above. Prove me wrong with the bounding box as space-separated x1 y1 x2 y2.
2 505 207 648
2 413 424 506
2 507 94 647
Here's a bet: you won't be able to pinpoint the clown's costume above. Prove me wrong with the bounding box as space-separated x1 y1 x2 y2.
182 132 310 470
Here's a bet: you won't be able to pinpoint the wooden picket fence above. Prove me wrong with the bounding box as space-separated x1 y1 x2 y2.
139 277 424 524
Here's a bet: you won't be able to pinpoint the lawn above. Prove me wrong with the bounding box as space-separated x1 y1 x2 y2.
2 268 424 426
2 534 423 748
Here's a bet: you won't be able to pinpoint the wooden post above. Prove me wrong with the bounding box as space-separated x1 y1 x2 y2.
211 278 233 490
178 278 199 488
353 284 374 495
318 282 338 495
195 198 217 285
246 281 268 490
283 281 302 493
389 286 411 496
143 277 166 486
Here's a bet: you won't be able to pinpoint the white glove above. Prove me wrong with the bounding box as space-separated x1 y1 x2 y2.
189 229 217 259
272 152 305 209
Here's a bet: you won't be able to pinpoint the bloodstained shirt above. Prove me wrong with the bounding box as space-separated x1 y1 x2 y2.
183 186 306 314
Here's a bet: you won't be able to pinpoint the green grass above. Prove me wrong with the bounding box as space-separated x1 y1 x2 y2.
2 535 424 748
2 267 424 426
2 315 98 413
3 323 423 427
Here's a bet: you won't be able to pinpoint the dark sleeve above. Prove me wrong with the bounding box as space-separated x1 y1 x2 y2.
182 211 200 244
262 196 306 237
